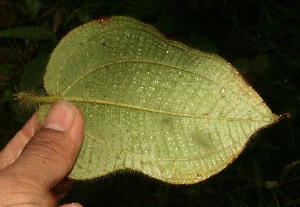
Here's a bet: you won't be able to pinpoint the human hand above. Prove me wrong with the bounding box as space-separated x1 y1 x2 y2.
0 101 84 207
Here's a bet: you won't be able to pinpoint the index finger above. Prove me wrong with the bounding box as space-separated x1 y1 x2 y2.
0 112 39 170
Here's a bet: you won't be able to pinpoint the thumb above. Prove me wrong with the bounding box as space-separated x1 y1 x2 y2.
8 101 84 189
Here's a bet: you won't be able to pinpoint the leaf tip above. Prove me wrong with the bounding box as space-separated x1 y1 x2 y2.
278 112 291 121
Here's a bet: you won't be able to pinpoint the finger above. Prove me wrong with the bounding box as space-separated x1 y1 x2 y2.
52 177 75 200
0 112 39 169
5 101 84 190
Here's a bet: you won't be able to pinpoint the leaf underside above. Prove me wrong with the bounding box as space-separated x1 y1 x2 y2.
39 16 279 184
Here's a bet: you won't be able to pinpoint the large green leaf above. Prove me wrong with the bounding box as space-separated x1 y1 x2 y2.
0 26 55 40
20 16 280 184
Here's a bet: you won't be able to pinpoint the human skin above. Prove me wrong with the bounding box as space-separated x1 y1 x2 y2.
0 101 84 206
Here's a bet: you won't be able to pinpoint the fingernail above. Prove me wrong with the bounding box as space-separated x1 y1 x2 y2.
43 101 75 132
70 203 83 207
59 203 83 207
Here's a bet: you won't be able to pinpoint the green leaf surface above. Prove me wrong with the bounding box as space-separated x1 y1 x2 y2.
0 26 55 40
30 16 280 184
20 53 50 91
25 0 42 18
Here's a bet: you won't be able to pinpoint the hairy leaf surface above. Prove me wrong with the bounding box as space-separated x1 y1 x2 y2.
38 16 279 184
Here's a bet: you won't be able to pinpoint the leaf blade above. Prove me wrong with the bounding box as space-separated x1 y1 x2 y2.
41 16 279 184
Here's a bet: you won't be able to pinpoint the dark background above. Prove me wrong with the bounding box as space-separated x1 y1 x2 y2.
0 0 299 206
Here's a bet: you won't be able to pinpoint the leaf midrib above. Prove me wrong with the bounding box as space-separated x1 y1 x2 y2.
46 96 275 123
